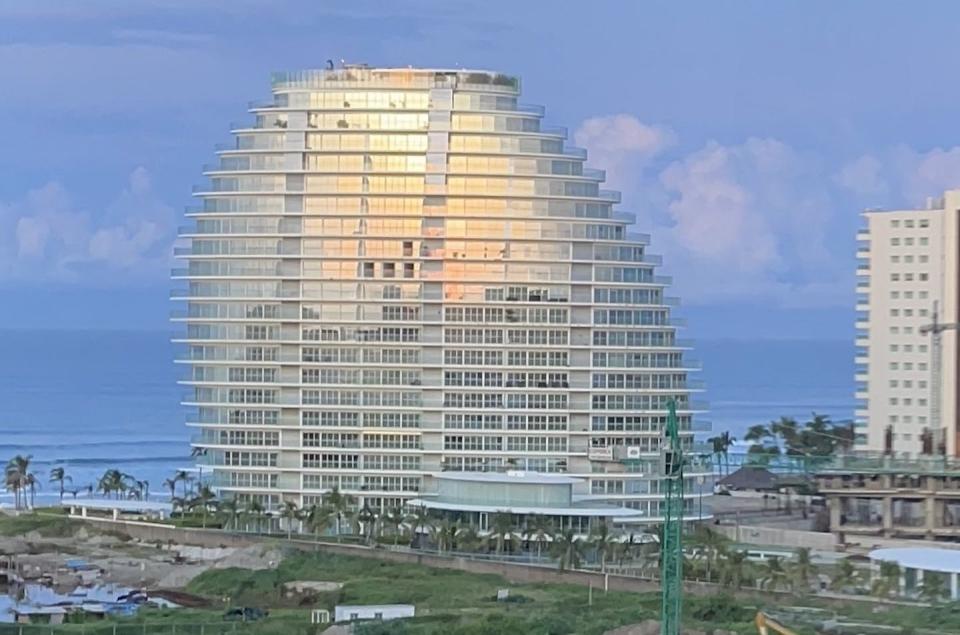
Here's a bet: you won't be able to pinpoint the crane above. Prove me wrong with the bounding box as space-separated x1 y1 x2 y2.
755 612 799 635
919 301 960 455
660 398 684 635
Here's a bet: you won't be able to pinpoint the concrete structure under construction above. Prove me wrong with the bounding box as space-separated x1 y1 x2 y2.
817 455 960 542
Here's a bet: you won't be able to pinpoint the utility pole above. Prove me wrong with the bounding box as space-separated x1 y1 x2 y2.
920 301 960 455
660 399 684 635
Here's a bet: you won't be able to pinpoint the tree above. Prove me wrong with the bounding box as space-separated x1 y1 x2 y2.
524 515 554 561
550 528 584 571
23 473 39 509
489 512 517 555
431 518 459 554
218 497 243 531
383 507 406 546
589 521 617 573
356 503 377 544
174 469 192 500
760 556 791 591
871 560 902 599
163 478 178 508
97 469 128 500
325 488 354 542
246 499 265 534
406 504 433 549
191 485 218 529
920 573 947 603
690 525 729 583
279 501 301 539
5 455 32 510
718 431 736 474
305 503 333 542
830 557 861 592
744 425 778 460
720 550 750 589
49 467 71 503
790 547 816 593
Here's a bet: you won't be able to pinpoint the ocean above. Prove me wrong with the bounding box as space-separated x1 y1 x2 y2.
0 330 854 502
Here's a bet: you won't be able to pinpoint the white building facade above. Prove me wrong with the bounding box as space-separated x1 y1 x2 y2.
174 66 710 525
856 190 960 456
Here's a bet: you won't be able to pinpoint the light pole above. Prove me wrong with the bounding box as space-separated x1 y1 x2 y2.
697 475 705 522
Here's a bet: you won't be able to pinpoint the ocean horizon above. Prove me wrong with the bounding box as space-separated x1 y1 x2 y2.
0 329 854 501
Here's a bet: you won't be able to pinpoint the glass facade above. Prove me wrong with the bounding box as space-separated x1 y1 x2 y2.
174 66 708 522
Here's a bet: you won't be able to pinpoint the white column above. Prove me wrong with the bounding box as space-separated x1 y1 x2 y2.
952 572 958 600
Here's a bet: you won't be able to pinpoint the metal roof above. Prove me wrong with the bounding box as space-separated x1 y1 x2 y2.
869 547 960 574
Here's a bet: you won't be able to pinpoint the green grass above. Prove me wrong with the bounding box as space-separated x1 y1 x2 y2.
0 509 75 537
180 550 766 635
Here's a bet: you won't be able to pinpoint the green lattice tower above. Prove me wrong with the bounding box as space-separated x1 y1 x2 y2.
660 398 684 635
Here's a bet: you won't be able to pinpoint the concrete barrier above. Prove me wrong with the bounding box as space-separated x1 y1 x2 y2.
715 524 839 551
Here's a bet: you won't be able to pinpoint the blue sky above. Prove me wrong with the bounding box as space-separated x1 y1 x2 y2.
2 0 960 338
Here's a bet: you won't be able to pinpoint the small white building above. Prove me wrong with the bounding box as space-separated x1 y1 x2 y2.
870 547 960 599
334 604 415 623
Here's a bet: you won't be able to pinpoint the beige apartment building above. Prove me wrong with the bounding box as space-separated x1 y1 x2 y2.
857 190 960 456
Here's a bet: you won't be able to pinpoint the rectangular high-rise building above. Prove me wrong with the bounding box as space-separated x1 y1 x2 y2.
857 190 960 456
173 66 711 531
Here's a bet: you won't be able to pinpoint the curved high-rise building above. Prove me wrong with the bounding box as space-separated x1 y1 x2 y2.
174 66 709 528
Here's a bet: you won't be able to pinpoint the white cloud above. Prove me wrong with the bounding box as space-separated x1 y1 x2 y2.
0 167 176 281
574 114 674 191
837 145 960 208
574 115 846 307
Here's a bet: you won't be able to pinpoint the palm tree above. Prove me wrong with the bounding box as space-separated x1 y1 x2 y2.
279 501 301 539
524 515 554 561
356 503 377 544
191 485 218 529
830 557 861 592
431 518 459 554
719 431 736 475
174 469 192 500
589 521 617 573
551 528 584 571
790 547 816 593
6 455 32 510
689 525 729 583
760 556 791 591
218 496 243 531
325 488 354 542
49 467 71 503
488 511 517 555
97 469 128 500
246 499 265 534
163 477 177 501
383 507 406 546
23 473 39 509
871 560 902 599
406 504 433 549
920 573 947 603
720 550 750 589
305 503 333 542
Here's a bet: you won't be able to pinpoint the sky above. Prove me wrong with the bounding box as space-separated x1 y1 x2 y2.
2 0 960 339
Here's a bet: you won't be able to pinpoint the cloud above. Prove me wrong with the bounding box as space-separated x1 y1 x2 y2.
574 114 675 191
0 167 175 281
837 145 960 208
575 116 846 307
